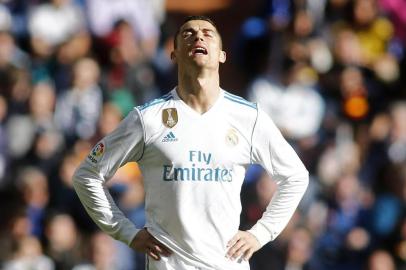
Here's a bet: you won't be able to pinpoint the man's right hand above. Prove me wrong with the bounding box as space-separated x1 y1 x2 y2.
130 228 172 260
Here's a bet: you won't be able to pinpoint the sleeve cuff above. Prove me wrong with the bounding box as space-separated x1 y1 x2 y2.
125 228 141 246
247 222 273 247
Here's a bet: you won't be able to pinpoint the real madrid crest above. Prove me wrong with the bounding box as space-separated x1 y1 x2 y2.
162 108 178 128
225 128 239 147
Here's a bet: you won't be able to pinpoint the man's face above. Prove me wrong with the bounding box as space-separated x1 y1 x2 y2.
172 20 226 70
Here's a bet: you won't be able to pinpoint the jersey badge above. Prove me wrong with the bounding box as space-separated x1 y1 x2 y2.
225 128 239 147
88 141 105 164
162 108 178 128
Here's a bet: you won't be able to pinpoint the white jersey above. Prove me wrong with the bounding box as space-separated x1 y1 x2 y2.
73 88 309 270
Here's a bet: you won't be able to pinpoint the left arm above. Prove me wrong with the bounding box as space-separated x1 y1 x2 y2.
227 108 309 260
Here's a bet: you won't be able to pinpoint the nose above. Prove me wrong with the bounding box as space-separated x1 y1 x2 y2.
194 31 204 41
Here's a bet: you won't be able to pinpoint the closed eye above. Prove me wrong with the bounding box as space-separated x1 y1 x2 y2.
203 30 214 37
182 31 193 38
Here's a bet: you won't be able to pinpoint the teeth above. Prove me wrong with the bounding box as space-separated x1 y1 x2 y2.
193 47 207 54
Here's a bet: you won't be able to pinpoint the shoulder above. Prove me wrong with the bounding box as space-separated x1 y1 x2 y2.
137 91 175 114
221 90 258 129
135 91 176 134
222 90 257 111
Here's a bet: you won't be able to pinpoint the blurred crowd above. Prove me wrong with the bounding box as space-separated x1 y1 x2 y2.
240 0 406 269
0 0 404 270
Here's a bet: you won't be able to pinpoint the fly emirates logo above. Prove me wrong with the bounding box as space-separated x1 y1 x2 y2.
163 150 233 182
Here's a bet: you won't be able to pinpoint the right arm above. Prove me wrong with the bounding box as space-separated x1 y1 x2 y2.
73 108 171 259
72 109 145 245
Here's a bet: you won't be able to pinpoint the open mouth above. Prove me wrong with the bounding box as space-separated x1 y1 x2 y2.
191 46 208 55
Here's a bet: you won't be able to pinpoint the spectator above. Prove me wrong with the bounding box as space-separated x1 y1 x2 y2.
351 0 394 66
16 167 49 238
54 57 102 143
72 232 117 270
86 0 160 57
248 60 325 140
284 227 313 270
367 249 396 270
102 20 159 105
28 0 86 50
44 213 86 270
53 31 92 93
3 235 54 270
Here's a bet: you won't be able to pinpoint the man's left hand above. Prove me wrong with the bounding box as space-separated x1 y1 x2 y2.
226 230 260 261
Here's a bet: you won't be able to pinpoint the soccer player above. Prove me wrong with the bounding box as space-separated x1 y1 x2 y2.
73 15 309 270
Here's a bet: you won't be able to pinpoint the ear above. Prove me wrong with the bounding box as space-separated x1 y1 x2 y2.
170 51 177 63
219 50 226 64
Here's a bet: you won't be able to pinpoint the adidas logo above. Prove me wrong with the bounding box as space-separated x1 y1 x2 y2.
162 131 178 142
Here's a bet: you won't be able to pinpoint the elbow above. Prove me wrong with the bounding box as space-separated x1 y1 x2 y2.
289 169 309 192
71 161 104 190
72 162 92 190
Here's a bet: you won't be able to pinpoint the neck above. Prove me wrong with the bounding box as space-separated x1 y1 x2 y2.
177 67 220 114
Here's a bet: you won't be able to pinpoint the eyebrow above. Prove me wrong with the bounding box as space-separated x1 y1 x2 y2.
203 29 215 34
181 28 216 34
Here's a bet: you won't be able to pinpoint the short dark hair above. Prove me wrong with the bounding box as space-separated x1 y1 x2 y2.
173 15 222 49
